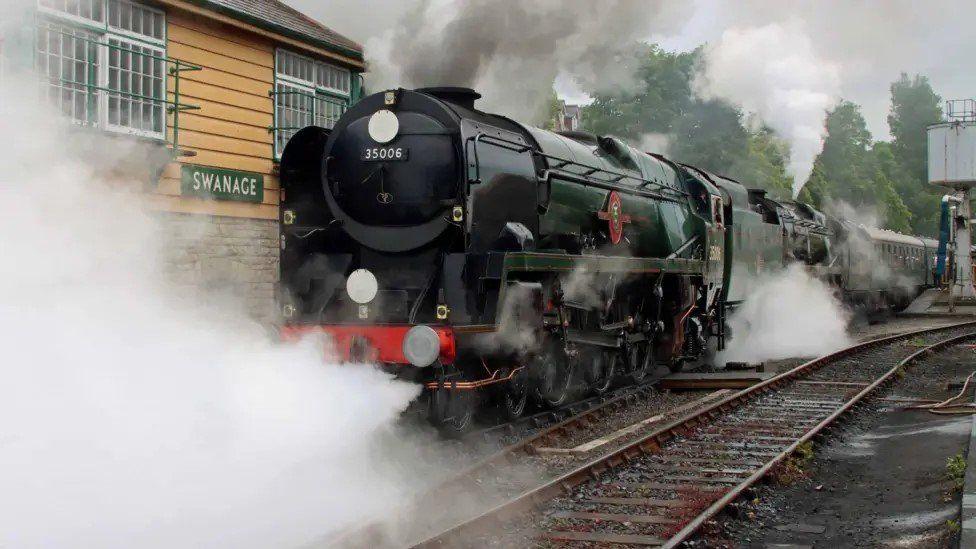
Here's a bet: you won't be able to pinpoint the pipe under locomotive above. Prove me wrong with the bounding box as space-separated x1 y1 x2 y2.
277 86 938 433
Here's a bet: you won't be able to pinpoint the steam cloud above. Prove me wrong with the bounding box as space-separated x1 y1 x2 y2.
364 0 691 123
692 22 841 197
0 77 425 546
718 264 852 365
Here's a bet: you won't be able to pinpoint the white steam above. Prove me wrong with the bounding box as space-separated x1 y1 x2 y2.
0 82 422 546
640 132 672 154
693 21 841 197
718 264 852 364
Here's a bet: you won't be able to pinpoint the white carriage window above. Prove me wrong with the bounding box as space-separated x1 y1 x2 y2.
106 36 165 136
35 22 99 125
274 48 353 158
35 0 166 139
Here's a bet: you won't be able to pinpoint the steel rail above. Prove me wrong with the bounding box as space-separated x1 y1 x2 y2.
331 379 665 548
423 380 663 499
661 328 976 548
412 320 976 548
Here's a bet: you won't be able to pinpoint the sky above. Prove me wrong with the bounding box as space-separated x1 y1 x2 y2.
286 0 976 141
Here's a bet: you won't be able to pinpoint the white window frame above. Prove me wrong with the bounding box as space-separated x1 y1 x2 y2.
37 0 105 29
101 34 166 138
35 0 167 140
273 47 352 159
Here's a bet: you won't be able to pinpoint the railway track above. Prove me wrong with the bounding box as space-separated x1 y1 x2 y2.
411 320 976 548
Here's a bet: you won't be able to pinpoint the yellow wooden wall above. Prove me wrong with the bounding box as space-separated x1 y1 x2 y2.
151 8 279 220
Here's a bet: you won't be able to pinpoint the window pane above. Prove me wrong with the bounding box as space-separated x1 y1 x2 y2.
35 22 98 124
105 37 165 136
106 0 164 42
275 82 317 156
313 61 350 96
38 0 104 23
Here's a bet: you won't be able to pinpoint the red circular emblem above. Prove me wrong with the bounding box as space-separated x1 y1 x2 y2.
597 191 632 245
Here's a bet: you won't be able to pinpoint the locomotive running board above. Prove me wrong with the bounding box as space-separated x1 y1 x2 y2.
565 328 619 348
502 252 705 275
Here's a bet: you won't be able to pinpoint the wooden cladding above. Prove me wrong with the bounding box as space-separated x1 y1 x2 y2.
156 8 278 219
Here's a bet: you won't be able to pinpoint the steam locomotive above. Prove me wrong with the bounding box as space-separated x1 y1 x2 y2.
278 87 938 433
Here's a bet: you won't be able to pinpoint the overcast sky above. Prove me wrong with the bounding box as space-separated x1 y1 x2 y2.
286 0 976 142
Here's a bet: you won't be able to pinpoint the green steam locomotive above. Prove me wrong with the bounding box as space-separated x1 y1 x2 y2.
278 87 937 433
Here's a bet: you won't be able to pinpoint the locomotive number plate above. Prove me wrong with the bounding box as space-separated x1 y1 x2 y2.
361 146 409 161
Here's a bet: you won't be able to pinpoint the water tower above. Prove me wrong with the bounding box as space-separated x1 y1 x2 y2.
928 99 976 301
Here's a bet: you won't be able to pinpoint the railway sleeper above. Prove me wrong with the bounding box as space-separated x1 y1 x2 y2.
756 395 847 404
538 530 666 547
647 455 764 467
694 433 799 444
704 425 806 436
751 402 840 412
549 510 677 525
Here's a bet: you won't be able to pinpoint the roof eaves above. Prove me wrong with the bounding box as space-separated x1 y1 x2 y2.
190 0 364 63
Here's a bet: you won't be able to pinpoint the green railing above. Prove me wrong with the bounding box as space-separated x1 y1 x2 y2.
40 27 201 156
269 87 348 157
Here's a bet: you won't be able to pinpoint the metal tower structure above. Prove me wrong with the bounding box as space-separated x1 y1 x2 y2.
928 99 976 301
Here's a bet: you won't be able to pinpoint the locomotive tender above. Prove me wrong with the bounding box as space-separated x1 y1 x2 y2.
278 87 937 432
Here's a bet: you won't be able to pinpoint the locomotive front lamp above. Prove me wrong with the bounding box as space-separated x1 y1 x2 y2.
368 109 399 144
402 325 441 367
346 268 379 304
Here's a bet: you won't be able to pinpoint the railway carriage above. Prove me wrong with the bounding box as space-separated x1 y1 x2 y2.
836 226 938 311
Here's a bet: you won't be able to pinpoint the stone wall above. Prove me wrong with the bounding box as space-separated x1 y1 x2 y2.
160 213 279 322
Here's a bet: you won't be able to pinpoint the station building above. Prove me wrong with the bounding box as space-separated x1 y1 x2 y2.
1 0 364 320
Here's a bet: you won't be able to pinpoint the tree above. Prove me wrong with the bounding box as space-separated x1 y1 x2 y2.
887 73 943 235
543 88 562 131
728 127 793 199
801 100 912 231
582 45 749 175
668 98 748 174
582 44 697 140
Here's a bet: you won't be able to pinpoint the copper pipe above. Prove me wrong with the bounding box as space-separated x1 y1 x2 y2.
424 366 525 390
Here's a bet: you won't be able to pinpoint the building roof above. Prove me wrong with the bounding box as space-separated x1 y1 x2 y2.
198 0 363 60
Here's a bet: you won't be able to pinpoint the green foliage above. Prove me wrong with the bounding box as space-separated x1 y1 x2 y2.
582 44 697 140
576 45 946 236
727 126 793 199
801 100 912 232
946 453 967 492
887 73 943 235
543 87 562 131
582 44 785 195
795 441 815 463
668 98 749 174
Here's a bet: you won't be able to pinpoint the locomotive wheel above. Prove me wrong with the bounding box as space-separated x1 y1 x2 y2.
583 349 616 395
500 366 530 420
429 387 475 437
534 344 575 408
627 342 653 384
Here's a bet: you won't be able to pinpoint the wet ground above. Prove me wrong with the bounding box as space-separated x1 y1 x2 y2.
708 334 976 548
